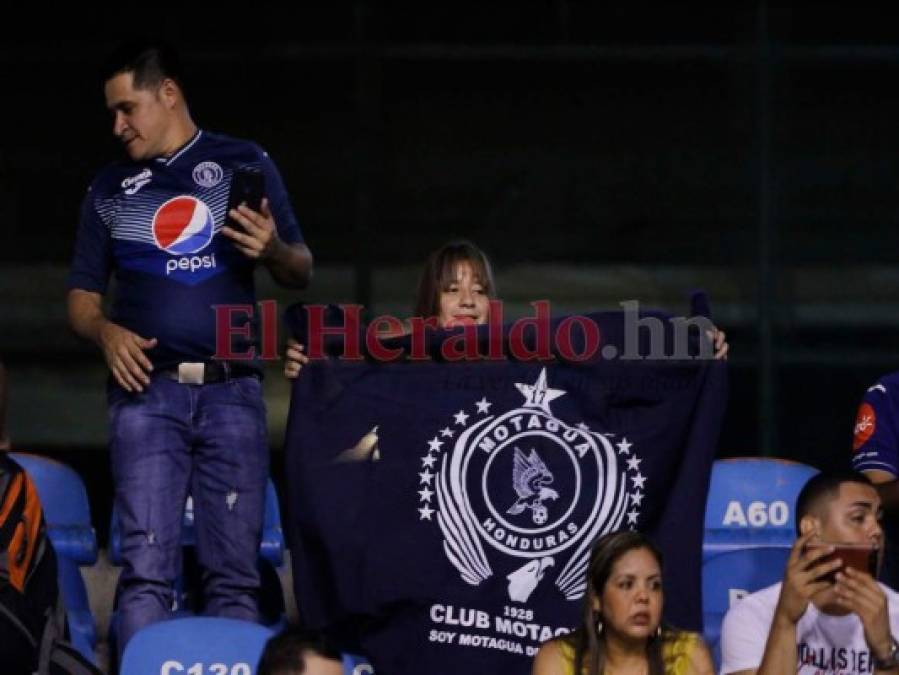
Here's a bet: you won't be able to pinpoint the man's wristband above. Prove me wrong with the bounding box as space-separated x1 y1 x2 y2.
874 639 899 671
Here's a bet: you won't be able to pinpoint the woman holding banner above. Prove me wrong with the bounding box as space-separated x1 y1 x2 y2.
284 240 497 376
284 239 728 377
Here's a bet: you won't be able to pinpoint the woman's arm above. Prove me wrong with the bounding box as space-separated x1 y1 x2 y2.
685 635 716 675
532 639 570 675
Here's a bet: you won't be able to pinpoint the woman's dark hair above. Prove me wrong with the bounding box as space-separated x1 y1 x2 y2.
412 240 496 319
568 531 667 675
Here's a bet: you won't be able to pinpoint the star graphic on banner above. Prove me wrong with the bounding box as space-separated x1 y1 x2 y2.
440 427 454 438
616 439 632 455
627 510 639 525
421 455 437 469
626 456 642 472
475 397 492 414
515 368 566 414
630 491 644 507
418 486 434 502
577 422 590 431
428 437 443 453
419 505 435 521
631 473 646 490
454 410 470 426
419 470 434 485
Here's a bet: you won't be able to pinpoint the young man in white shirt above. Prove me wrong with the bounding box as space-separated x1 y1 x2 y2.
721 470 899 675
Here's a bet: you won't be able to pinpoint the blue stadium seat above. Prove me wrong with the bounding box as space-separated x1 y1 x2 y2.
260 480 286 567
704 457 818 558
9 452 98 663
119 617 273 675
9 452 97 564
57 556 97 661
109 478 284 567
702 546 790 668
108 479 287 650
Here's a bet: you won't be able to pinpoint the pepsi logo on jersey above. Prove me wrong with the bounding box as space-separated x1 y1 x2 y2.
152 196 218 275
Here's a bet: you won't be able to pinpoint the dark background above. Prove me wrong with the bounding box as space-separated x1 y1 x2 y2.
2 2 897 538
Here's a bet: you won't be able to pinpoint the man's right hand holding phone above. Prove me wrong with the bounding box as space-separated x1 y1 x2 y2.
775 530 843 626
758 531 843 675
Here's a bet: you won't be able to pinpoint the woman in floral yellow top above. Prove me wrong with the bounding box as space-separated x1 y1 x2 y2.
532 532 715 675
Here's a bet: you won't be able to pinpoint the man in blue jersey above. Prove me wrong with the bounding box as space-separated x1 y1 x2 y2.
852 374 899 589
66 41 312 652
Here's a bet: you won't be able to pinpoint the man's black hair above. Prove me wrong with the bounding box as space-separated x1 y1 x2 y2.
100 39 188 95
795 469 874 535
256 627 343 675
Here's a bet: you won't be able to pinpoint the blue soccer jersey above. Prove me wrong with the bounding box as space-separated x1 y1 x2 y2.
68 130 302 368
852 372 899 477
852 373 899 588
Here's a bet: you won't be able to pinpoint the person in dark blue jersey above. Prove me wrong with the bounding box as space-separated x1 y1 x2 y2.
852 373 899 590
66 40 313 653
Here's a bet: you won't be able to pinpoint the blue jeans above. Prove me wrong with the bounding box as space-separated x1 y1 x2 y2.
108 375 268 652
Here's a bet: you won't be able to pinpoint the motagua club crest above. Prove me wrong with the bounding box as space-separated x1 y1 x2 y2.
416 369 647 604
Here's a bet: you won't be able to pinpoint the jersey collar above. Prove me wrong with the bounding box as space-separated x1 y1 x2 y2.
154 129 203 167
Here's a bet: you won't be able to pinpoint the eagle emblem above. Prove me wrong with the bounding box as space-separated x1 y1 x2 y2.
507 447 560 525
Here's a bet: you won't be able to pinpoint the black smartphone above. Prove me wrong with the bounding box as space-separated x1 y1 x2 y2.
226 167 265 228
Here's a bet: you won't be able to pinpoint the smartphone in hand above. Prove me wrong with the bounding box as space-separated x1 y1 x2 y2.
806 542 879 583
226 167 265 228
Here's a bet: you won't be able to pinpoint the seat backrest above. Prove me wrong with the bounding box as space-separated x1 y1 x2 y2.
702 546 790 668
9 452 97 565
260 480 285 567
704 457 817 555
9 453 92 528
119 617 273 675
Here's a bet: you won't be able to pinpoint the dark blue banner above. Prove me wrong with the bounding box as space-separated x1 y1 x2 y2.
284 307 727 674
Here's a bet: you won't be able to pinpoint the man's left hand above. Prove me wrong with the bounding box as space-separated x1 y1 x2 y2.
222 198 281 260
835 567 893 662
